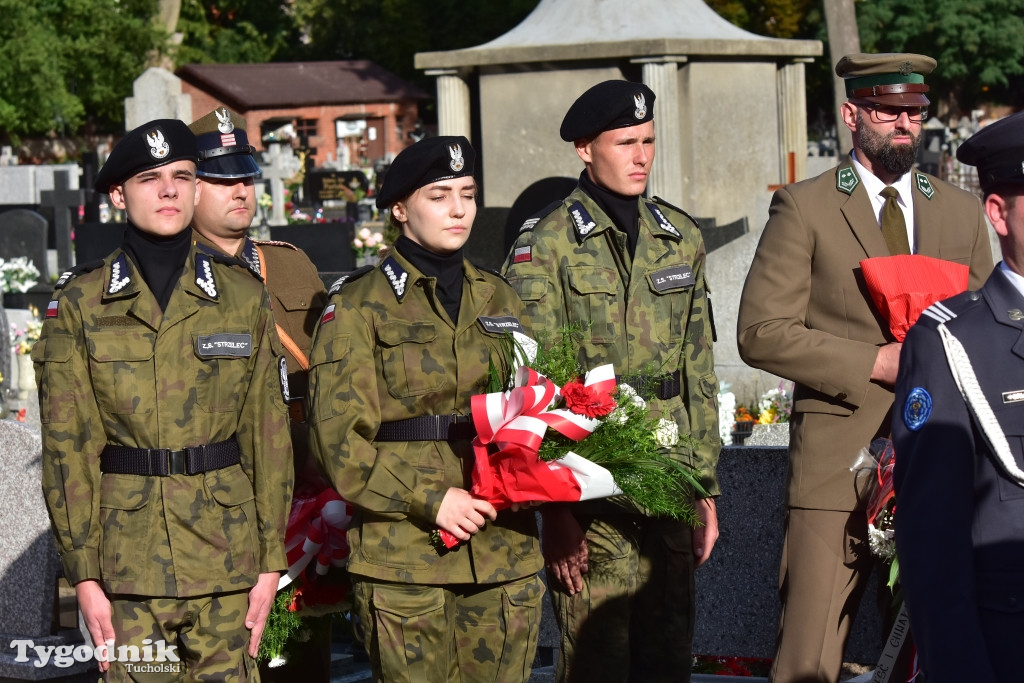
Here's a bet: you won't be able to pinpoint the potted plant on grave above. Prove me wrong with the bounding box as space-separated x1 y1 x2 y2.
0 257 40 309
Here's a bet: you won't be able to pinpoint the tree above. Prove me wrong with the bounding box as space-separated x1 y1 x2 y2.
858 0 1024 113
174 0 300 65
0 0 164 140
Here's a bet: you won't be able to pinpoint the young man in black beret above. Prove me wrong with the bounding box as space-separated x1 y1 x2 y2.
503 80 720 683
893 110 1024 683
35 119 293 679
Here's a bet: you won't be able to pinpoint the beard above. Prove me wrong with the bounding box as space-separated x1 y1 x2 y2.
856 112 921 177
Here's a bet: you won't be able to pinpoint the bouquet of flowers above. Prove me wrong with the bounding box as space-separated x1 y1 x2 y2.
0 257 40 294
434 330 706 549
756 382 793 424
259 487 353 666
352 227 385 259
10 305 42 355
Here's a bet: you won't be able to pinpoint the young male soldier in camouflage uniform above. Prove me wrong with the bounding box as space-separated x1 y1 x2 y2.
309 136 543 682
503 80 721 683
189 107 328 485
34 119 293 680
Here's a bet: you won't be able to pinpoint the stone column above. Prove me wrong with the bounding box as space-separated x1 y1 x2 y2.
634 57 687 203
427 69 472 140
777 60 811 183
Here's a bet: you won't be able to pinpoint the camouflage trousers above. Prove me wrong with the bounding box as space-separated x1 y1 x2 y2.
352 573 545 682
550 514 695 683
105 591 256 682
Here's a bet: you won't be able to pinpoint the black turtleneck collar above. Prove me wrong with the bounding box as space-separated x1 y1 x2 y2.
123 225 192 312
394 234 465 323
578 170 640 257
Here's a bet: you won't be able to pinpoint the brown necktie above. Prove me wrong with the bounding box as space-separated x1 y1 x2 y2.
880 186 911 255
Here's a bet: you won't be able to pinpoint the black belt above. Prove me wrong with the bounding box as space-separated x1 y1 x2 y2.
616 370 682 400
375 415 476 442
100 438 241 476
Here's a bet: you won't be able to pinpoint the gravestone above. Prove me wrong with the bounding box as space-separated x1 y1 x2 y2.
74 223 125 264
270 222 354 274
0 210 49 288
261 144 302 226
306 170 369 203
124 67 192 131
0 164 81 206
0 421 92 680
39 170 83 274
0 303 10 401
464 207 510 271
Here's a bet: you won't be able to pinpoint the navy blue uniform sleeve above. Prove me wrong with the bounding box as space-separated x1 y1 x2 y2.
892 322 997 683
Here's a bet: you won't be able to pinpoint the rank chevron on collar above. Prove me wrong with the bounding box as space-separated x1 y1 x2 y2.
381 256 409 300
194 253 219 299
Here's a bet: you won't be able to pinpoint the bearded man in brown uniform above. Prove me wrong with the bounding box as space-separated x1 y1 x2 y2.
189 108 328 482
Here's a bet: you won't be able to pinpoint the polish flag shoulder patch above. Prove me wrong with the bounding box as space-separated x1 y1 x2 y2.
46 300 59 318
512 246 532 264
320 303 336 324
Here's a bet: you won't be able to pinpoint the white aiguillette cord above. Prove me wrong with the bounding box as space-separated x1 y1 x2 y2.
937 323 1024 487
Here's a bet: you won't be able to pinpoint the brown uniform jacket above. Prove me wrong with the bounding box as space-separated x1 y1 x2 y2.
737 157 993 511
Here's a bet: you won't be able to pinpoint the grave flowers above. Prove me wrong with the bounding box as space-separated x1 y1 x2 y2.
0 257 40 294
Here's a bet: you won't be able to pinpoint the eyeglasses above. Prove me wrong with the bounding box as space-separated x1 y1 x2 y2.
854 101 929 123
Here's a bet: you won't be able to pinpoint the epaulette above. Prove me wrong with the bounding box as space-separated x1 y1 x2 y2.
252 239 300 251
474 263 511 285
54 260 104 289
651 196 701 232
196 242 263 281
919 290 980 326
327 265 374 296
518 200 563 233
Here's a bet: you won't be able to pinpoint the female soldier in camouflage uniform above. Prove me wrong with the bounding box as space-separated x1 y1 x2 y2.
308 137 544 682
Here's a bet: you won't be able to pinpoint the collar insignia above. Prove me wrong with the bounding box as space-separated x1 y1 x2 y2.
568 201 598 240
915 172 935 199
634 93 647 119
836 166 860 194
195 253 219 299
449 143 465 172
1008 309 1024 321
241 239 262 278
381 256 409 299
146 128 169 159
647 204 681 238
215 108 235 134
107 254 131 294
279 356 290 403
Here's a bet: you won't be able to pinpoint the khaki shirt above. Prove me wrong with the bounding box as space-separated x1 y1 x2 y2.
309 250 542 584
35 240 294 596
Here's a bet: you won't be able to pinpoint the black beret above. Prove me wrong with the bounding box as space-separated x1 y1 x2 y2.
835 52 936 107
189 107 261 179
376 136 475 209
956 111 1024 193
559 80 655 142
94 119 197 194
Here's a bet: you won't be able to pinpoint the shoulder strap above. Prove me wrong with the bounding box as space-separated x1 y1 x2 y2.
255 244 309 371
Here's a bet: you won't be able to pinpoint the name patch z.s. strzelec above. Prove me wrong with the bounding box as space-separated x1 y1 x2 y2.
196 333 253 358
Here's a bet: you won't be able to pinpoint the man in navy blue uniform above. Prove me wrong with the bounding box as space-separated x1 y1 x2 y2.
893 110 1024 683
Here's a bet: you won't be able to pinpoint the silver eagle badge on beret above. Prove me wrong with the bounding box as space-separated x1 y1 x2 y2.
634 93 647 120
146 129 170 159
449 143 465 172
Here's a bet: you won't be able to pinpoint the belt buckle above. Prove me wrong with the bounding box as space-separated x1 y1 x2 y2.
168 449 186 475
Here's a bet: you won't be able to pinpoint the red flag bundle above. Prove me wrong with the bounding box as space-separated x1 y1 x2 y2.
859 254 969 341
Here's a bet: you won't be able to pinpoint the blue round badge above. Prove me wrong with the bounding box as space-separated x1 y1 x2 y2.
903 387 932 431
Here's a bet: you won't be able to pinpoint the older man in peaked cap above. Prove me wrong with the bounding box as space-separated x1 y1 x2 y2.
737 54 993 682
893 110 1024 683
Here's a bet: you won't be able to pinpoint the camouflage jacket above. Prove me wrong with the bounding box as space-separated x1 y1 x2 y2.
503 187 721 499
308 250 542 584
34 239 294 597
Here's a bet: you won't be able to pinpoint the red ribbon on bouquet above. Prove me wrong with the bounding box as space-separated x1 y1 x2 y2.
860 254 969 341
436 365 617 549
279 488 353 590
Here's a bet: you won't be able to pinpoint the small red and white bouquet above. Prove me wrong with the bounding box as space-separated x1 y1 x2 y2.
434 329 706 549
